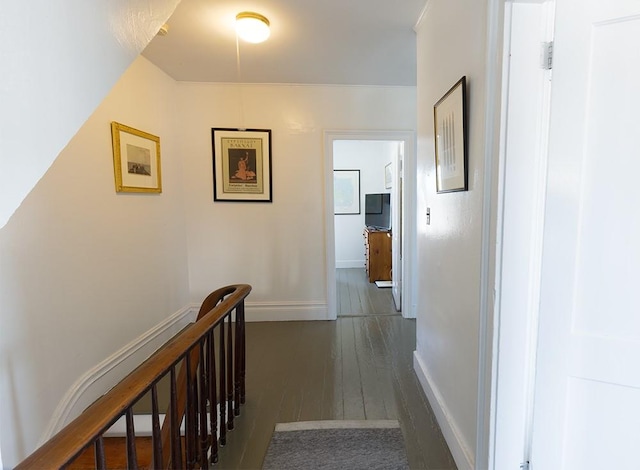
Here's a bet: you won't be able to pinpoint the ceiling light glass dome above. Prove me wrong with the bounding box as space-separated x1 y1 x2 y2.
236 12 271 43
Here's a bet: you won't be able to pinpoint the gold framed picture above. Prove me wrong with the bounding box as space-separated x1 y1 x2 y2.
211 128 272 202
111 122 162 193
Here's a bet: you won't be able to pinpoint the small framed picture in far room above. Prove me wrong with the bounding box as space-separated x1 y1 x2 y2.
384 162 392 189
333 169 361 215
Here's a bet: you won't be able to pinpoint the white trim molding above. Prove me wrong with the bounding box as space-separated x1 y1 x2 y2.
476 0 507 467
40 298 328 446
106 405 230 437
244 301 328 321
39 304 197 444
105 414 173 437
413 352 474 470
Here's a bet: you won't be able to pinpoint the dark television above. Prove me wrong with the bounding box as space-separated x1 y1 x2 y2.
365 193 391 230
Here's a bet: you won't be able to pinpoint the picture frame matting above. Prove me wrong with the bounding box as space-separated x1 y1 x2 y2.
111 121 162 193
433 76 468 193
211 128 272 202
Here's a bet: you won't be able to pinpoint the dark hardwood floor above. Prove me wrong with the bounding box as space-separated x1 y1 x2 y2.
337 268 398 316
217 318 455 469
213 268 456 469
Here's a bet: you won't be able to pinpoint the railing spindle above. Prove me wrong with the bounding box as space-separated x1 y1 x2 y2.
239 301 247 404
198 339 210 470
151 383 163 470
170 366 182 469
227 314 234 430
125 408 138 470
185 352 195 470
208 329 219 463
94 436 106 470
233 306 241 414
219 319 227 446
191 366 199 467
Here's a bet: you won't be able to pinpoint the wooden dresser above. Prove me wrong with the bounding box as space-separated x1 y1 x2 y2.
363 227 392 283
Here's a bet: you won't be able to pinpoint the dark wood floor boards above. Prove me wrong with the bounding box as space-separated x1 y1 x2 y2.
352 317 393 420
339 317 367 420
217 321 312 469
336 268 353 314
352 268 376 313
202 269 455 469
321 318 344 421
211 317 456 470
377 316 457 470
214 324 282 469
378 316 435 469
294 326 331 424
337 268 396 316
362 316 400 421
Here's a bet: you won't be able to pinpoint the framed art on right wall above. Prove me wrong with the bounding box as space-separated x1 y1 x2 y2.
433 76 468 193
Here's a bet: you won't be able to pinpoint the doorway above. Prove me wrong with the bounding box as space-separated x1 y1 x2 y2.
323 130 416 320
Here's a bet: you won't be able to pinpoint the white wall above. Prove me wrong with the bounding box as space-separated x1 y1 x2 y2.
0 1 180 230
334 140 395 268
413 0 489 468
0 57 190 468
177 83 415 320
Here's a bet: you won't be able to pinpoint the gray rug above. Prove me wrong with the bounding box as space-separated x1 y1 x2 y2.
262 420 410 470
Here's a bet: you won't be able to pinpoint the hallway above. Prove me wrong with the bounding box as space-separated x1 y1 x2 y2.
337 267 398 316
216 309 456 468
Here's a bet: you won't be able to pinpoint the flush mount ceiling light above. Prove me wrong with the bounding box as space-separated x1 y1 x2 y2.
235 11 270 43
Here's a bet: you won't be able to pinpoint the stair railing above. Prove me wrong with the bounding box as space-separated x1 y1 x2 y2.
16 284 251 470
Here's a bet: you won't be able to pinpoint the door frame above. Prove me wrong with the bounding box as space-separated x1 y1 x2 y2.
390 143 404 311
323 130 416 320
481 0 555 468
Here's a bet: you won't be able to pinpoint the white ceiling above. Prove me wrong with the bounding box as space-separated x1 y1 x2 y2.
142 0 425 86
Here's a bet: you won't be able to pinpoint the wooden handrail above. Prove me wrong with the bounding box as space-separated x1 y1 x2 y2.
158 286 243 467
16 284 251 470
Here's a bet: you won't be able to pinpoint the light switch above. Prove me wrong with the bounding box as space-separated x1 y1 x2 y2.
426 207 431 225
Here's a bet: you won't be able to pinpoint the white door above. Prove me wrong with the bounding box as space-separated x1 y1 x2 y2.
531 1 640 468
391 143 403 311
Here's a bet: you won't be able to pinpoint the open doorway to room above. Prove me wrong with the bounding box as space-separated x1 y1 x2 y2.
323 131 416 321
334 140 398 317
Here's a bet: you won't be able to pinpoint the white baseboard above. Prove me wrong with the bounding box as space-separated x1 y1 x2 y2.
40 305 197 445
336 261 365 269
105 406 231 437
413 351 474 470
105 414 170 437
244 301 329 321
189 300 329 322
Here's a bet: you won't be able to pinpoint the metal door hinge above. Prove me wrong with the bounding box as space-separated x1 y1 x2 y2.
520 461 530 470
541 41 553 70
